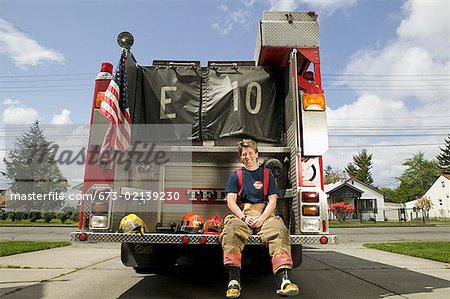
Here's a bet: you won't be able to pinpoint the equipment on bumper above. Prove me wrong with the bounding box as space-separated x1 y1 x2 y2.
118 213 146 235
180 212 204 233
203 215 222 234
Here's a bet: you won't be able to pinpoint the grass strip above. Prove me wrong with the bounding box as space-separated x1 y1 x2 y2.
364 241 450 263
0 241 71 257
0 219 78 226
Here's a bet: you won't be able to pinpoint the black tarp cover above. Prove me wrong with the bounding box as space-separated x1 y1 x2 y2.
127 65 282 142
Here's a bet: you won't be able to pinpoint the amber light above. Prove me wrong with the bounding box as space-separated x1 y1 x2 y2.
302 205 320 216
302 94 325 111
92 202 108 213
95 91 105 108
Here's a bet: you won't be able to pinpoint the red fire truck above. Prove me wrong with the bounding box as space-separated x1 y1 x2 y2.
71 11 337 272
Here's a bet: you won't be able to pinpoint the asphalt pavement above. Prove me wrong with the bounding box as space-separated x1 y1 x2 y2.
0 226 449 298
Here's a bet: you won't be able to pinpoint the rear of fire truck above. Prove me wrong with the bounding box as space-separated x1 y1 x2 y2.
71 11 337 273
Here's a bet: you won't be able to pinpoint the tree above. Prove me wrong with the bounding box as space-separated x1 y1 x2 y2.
436 134 450 173
415 197 433 223
394 152 440 203
345 149 374 185
324 165 345 184
380 187 397 203
4 121 68 212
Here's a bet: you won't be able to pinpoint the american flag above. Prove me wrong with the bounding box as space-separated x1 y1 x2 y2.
99 50 131 155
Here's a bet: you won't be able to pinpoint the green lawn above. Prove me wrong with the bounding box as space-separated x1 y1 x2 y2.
0 219 78 226
364 242 450 263
0 241 72 257
330 219 450 228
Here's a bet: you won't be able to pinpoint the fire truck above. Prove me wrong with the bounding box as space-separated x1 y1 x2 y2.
71 11 337 273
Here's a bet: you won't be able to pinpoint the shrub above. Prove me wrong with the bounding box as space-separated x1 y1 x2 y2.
329 202 354 223
9 212 16 222
43 212 55 223
70 212 80 222
29 211 42 222
60 213 69 223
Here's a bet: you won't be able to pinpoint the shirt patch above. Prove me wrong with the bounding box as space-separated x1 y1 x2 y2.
253 181 263 190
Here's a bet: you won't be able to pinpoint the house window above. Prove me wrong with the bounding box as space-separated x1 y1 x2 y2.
360 199 375 212
439 199 443 206
442 181 445 188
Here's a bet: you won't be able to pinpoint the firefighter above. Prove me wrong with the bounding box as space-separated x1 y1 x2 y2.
221 139 299 298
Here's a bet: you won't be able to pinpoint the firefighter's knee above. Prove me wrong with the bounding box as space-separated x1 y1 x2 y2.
221 217 251 250
260 216 289 244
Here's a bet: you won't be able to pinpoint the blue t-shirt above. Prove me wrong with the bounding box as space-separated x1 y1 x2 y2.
225 166 279 204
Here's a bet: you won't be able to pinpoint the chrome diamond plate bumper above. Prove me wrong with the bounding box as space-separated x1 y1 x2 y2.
70 232 337 245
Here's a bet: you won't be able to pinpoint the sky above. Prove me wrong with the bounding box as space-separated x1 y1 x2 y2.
0 0 449 189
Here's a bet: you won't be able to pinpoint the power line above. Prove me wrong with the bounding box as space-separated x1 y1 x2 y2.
0 73 96 78
330 143 444 148
324 74 450 77
328 115 449 120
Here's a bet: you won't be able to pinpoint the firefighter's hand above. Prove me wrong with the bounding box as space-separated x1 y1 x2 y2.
245 216 257 227
252 216 265 228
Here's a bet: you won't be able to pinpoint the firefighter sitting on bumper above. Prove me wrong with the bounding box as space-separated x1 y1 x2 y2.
221 139 299 298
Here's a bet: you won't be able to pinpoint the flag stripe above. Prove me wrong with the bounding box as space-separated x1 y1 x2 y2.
99 50 132 157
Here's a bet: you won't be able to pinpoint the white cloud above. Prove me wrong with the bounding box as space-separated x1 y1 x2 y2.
0 18 65 67
397 0 450 61
51 109 73 125
212 8 251 35
2 99 39 124
325 0 450 187
218 5 228 12
3 99 20 105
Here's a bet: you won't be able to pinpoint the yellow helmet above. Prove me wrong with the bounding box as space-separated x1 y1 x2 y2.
119 213 146 235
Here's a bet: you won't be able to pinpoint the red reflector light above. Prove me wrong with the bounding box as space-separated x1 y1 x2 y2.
322 220 327 233
181 235 189 244
100 62 113 74
199 236 207 244
302 192 319 203
303 71 314 81
320 236 328 244
79 233 88 242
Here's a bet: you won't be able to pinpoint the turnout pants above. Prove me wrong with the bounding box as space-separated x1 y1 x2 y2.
221 203 293 273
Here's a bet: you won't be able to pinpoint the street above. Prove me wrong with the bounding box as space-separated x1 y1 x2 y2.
0 226 449 298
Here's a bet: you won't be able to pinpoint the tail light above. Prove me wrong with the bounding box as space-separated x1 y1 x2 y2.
89 185 113 230
181 235 189 244
302 205 320 216
302 192 319 203
322 219 327 233
199 236 207 244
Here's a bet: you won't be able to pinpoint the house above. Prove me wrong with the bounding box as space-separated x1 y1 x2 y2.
0 173 11 212
421 174 450 218
325 178 385 221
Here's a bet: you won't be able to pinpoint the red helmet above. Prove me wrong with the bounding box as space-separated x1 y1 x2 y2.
180 212 204 233
203 215 222 235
